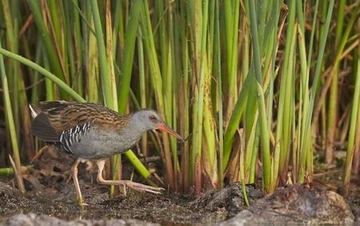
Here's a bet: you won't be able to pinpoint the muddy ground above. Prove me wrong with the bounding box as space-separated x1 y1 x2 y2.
1 147 360 225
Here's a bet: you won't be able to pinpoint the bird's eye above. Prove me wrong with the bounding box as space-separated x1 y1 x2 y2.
149 115 157 121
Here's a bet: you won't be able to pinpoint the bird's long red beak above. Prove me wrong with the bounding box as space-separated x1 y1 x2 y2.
157 123 183 140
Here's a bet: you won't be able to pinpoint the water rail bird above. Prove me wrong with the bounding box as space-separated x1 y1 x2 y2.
29 100 183 205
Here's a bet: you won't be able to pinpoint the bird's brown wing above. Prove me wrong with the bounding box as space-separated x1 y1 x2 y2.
31 113 61 142
31 100 131 141
31 101 93 141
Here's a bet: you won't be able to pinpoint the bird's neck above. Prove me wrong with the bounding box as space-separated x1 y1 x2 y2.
128 116 147 134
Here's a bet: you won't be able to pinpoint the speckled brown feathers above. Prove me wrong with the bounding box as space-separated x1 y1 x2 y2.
30 100 133 142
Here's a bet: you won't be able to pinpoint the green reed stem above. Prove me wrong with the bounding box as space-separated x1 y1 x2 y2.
118 0 142 114
0 43 25 193
299 0 334 182
26 0 66 85
140 0 176 190
343 58 360 191
90 0 114 108
0 48 84 102
248 0 271 192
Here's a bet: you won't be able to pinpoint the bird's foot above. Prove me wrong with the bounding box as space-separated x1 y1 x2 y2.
125 181 165 194
77 197 89 207
98 179 165 194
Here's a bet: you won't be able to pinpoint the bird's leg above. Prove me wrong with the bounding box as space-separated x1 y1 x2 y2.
136 142 144 157
30 145 47 163
71 158 86 206
96 160 164 194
